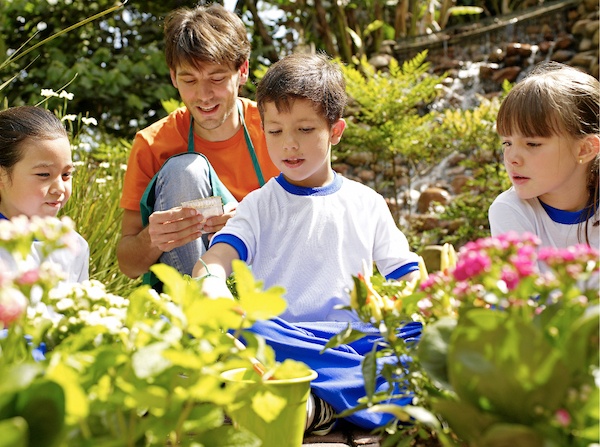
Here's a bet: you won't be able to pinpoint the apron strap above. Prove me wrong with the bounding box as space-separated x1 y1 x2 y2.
188 101 265 187
237 100 265 187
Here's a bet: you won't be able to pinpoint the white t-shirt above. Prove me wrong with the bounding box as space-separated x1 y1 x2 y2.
210 173 419 323
0 222 89 284
489 187 600 250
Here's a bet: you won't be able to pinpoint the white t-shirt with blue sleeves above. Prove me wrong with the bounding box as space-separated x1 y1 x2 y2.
210 172 419 323
489 187 600 251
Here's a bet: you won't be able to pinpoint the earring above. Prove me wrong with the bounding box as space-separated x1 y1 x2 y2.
579 159 583 164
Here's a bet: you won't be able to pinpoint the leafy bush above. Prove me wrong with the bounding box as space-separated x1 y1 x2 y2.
338 51 448 222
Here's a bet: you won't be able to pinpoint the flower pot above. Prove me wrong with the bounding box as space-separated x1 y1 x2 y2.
221 367 318 447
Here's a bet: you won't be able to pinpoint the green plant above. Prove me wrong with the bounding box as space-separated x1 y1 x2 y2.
0 215 306 446
332 234 599 446
339 51 447 221
418 92 508 248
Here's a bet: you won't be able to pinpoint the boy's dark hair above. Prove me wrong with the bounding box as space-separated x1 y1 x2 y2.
164 3 251 72
0 106 67 177
256 52 347 127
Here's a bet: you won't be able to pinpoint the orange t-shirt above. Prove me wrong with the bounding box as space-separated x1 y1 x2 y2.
119 98 279 211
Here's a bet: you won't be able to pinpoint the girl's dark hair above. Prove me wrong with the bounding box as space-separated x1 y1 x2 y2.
497 61 600 244
0 106 67 177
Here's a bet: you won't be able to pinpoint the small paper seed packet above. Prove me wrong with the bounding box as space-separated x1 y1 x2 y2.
181 196 224 220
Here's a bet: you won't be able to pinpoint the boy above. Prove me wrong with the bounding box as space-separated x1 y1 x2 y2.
193 53 421 433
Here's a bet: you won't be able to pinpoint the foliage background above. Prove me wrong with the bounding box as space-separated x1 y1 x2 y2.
1 0 545 138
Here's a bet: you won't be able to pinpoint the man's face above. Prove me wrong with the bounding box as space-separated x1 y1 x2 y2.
171 60 249 141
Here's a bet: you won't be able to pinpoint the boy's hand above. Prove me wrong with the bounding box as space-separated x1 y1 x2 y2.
202 207 236 234
199 275 234 300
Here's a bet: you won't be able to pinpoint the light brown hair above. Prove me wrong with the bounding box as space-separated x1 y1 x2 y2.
164 3 251 72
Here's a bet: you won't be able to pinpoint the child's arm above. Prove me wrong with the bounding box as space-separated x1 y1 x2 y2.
398 271 419 283
192 243 240 299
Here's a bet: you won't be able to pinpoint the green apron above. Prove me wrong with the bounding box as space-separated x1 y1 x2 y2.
139 100 265 289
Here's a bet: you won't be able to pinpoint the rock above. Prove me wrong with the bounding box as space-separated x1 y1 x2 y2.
451 174 472 194
492 66 521 83
420 245 443 272
551 49 576 63
417 187 451 213
357 169 376 182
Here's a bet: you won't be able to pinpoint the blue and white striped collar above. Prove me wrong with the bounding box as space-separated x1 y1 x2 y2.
275 171 343 196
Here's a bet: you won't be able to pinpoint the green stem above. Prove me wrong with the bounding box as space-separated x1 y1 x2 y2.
4 2 126 67
173 399 195 443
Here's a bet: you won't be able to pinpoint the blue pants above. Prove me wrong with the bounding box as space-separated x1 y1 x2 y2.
153 153 235 276
245 317 422 430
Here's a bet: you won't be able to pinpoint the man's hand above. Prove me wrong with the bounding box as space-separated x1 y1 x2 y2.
148 207 205 252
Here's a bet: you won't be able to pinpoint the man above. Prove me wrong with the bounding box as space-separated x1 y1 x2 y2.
117 4 278 282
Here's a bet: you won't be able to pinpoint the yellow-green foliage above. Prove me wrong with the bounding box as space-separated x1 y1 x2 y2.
60 139 139 296
340 51 445 164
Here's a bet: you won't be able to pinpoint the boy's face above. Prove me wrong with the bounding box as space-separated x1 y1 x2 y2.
170 60 249 142
0 136 73 219
262 98 345 188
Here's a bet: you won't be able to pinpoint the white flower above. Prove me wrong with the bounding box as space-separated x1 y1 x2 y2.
59 91 74 100
55 298 75 311
61 114 77 122
40 89 59 98
99 162 110 169
81 117 98 126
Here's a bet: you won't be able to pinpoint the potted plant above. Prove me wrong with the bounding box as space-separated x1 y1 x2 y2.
330 233 599 447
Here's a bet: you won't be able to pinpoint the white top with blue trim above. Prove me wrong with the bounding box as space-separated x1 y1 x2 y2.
211 172 419 323
0 213 89 283
489 187 600 252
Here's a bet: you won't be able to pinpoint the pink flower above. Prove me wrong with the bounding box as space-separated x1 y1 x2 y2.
0 287 28 327
453 250 491 281
16 269 40 285
554 409 571 427
500 267 520 290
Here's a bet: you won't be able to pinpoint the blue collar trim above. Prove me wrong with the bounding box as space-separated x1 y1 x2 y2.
539 200 588 224
0 213 7 221
275 172 343 196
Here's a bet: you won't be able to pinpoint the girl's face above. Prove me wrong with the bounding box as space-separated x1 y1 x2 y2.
262 98 345 188
501 132 590 211
0 137 73 219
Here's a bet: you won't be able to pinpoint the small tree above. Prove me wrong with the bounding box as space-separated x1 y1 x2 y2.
338 51 448 221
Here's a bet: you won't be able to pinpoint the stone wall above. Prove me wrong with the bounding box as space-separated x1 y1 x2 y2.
380 0 599 91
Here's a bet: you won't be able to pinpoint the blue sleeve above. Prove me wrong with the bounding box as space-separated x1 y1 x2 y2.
210 233 249 262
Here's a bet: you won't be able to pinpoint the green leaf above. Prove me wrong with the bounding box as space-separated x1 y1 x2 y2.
232 260 287 322
448 309 570 424
563 304 599 375
15 379 65 447
362 345 378 400
45 361 89 423
271 359 312 381
321 323 367 352
417 317 456 390
251 390 287 423
0 417 28 447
